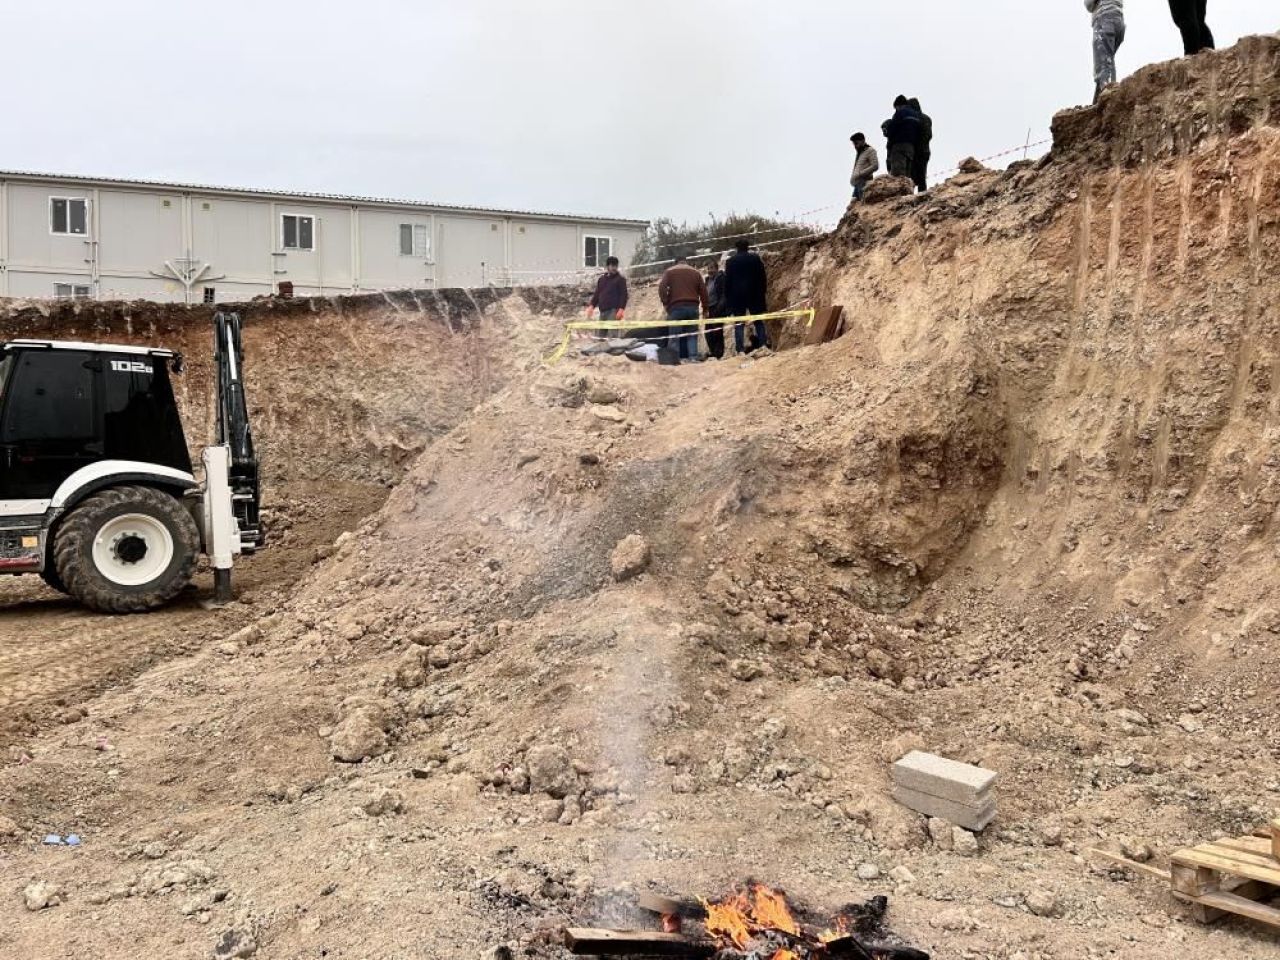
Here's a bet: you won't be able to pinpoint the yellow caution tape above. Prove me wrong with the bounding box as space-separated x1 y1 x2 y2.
543 308 815 365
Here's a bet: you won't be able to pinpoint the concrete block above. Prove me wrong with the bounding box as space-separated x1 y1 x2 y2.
891 751 996 802
892 785 997 832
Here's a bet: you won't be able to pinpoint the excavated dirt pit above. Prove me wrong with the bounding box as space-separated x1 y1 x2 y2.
3 36 1280 960
0 287 575 746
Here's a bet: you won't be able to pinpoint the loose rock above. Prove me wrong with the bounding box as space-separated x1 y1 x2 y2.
610 534 651 581
330 711 389 763
1025 888 1063 918
952 826 980 857
24 881 63 911
526 744 578 798
213 926 259 959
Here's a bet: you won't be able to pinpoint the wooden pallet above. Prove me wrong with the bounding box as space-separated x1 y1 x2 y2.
1169 819 1280 928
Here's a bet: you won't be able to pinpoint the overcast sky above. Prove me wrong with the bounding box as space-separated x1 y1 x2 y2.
1 1 1274 230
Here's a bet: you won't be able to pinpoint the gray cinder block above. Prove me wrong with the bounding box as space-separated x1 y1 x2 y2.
891 751 997 802
891 784 997 832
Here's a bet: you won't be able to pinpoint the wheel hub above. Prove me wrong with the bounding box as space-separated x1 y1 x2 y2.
114 533 149 565
92 513 175 587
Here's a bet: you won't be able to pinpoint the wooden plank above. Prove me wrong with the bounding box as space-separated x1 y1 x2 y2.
1174 890 1280 930
1198 841 1280 871
804 305 845 346
1086 848 1172 882
1273 819 1280 860
637 891 707 920
1215 837 1278 860
1171 847 1280 887
563 928 715 958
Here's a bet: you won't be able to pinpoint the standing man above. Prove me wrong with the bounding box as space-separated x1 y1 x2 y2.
725 239 769 355
1087 0 1126 102
704 257 729 359
881 95 921 179
907 98 933 193
586 255 628 338
850 132 880 201
658 255 708 364
1168 0 1213 56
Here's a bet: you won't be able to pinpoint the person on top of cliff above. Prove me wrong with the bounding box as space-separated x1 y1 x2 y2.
725 238 770 355
907 98 933 193
585 255 628 339
881 96 922 179
1086 0 1126 102
1167 0 1213 56
849 132 880 201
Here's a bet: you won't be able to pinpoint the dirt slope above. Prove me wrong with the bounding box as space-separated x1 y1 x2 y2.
3 35 1280 960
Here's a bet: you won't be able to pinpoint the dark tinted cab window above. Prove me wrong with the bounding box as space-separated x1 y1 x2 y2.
0 350 96 443
103 357 190 470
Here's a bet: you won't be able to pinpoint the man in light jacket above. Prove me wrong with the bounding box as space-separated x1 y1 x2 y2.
1087 0 1126 102
850 132 879 201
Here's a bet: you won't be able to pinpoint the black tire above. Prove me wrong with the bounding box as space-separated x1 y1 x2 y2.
54 486 200 614
39 564 69 595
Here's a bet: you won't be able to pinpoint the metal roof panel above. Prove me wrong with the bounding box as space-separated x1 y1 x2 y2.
0 169 650 226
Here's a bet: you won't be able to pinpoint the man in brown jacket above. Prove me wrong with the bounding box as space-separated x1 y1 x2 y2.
658 255 709 363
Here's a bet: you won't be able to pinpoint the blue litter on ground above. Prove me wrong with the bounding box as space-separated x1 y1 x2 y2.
43 834 64 845
66 834 81 846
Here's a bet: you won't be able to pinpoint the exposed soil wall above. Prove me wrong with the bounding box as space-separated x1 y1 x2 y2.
0 286 584 485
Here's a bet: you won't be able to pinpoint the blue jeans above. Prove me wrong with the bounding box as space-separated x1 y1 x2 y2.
667 303 701 361
732 313 769 354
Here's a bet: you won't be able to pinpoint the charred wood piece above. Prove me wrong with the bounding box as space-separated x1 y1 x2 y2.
563 927 716 958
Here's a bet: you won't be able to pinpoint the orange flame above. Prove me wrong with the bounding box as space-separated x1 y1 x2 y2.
819 913 851 943
702 884 801 952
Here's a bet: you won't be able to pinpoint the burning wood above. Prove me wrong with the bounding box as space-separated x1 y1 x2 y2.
564 885 927 960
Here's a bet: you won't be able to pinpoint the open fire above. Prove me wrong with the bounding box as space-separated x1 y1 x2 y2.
700 884 923 960
563 884 928 960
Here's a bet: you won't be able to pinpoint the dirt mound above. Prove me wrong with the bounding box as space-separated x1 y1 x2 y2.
3 35 1280 960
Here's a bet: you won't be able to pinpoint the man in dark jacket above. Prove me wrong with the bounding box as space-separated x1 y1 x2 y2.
704 258 729 359
586 255 628 338
881 95 922 179
725 239 769 354
908 97 933 193
1168 0 1213 55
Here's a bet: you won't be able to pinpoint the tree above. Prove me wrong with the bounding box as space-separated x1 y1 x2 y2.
630 213 815 277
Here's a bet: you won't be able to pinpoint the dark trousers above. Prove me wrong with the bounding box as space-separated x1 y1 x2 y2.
887 142 915 178
911 150 930 192
598 308 618 340
1168 0 1213 55
704 317 726 359
732 312 769 354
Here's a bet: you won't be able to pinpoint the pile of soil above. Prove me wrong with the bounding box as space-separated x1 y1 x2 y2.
3 35 1280 960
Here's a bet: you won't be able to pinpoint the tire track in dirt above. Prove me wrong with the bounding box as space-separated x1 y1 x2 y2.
0 480 387 748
